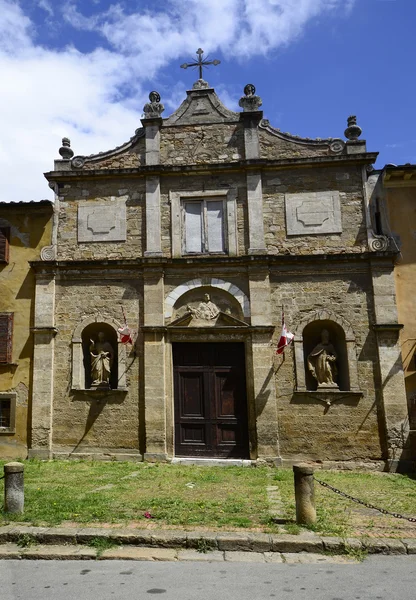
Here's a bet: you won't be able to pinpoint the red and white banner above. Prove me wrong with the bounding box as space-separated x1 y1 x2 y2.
118 306 134 345
118 324 133 345
276 313 294 355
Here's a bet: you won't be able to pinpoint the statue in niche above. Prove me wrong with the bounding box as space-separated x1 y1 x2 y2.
307 329 338 388
90 331 115 388
187 293 220 321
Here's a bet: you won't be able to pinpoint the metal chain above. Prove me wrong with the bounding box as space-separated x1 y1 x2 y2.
314 477 416 523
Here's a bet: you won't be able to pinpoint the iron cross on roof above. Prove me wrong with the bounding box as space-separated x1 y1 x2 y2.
180 48 221 80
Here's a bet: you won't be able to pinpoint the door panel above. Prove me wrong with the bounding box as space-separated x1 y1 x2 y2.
180 424 206 444
180 371 205 417
215 370 238 417
173 343 249 458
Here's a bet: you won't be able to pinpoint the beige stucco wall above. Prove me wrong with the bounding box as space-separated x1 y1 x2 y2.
0 204 53 458
386 185 416 402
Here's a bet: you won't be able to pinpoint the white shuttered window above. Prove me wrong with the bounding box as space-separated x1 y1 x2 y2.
183 200 225 254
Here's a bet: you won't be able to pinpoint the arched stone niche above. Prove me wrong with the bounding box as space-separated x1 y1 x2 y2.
71 315 127 390
172 286 244 322
293 310 360 393
165 278 250 321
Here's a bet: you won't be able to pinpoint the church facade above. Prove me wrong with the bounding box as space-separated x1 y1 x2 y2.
28 74 412 469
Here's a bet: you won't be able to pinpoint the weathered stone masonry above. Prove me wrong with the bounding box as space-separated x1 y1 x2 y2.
28 79 412 469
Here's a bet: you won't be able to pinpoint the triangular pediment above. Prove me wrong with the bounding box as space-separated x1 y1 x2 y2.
169 311 248 328
164 82 239 126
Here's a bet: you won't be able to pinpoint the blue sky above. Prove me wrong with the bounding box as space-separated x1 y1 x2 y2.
0 0 415 201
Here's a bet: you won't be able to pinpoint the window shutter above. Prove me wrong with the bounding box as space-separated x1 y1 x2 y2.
0 227 10 263
184 202 202 253
206 201 224 252
0 313 13 364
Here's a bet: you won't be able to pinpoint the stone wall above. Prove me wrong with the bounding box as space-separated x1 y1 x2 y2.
47 256 387 463
56 179 145 261
45 89 397 465
160 124 244 165
56 164 368 262
270 264 383 462
52 275 142 454
80 137 145 171
259 129 332 160
263 165 368 255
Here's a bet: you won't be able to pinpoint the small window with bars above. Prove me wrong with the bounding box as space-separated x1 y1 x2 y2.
0 227 10 263
0 313 13 364
182 199 226 254
0 393 15 433
0 398 11 428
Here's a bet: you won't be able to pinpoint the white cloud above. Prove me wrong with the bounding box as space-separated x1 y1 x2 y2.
0 0 33 53
0 0 354 201
38 0 54 17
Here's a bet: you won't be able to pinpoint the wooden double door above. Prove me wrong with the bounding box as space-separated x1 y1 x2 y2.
173 342 249 458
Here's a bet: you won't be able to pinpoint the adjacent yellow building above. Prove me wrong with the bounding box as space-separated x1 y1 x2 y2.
382 164 416 430
0 201 53 458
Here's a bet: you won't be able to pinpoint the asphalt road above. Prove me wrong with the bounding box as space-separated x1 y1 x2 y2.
1 556 415 600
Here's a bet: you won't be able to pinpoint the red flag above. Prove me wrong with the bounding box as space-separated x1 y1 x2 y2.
118 307 134 344
276 313 294 355
118 324 133 345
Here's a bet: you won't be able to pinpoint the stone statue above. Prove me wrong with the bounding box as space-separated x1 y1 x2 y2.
307 329 338 388
143 91 165 118
89 331 115 387
187 294 220 321
239 83 262 112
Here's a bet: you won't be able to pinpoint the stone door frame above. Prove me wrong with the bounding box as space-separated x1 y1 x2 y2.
166 330 256 460
142 325 278 463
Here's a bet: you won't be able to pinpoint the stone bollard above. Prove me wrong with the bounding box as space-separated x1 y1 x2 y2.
4 462 24 514
293 464 316 525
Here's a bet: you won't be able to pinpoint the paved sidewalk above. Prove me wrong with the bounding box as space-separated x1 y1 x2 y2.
0 543 361 563
0 525 415 561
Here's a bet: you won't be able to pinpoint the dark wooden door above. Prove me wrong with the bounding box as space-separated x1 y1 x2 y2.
173 343 249 458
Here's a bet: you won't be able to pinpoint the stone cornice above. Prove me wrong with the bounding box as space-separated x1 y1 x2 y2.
29 250 395 273
259 119 341 147
142 326 275 334
383 164 416 187
44 153 379 183
69 128 145 170
372 323 404 331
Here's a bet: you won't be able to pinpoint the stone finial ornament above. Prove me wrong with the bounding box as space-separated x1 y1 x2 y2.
192 79 210 90
344 115 362 141
239 84 262 112
59 137 74 159
143 91 165 118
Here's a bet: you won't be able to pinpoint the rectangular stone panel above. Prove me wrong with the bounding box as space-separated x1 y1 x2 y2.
285 191 342 236
78 199 127 242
